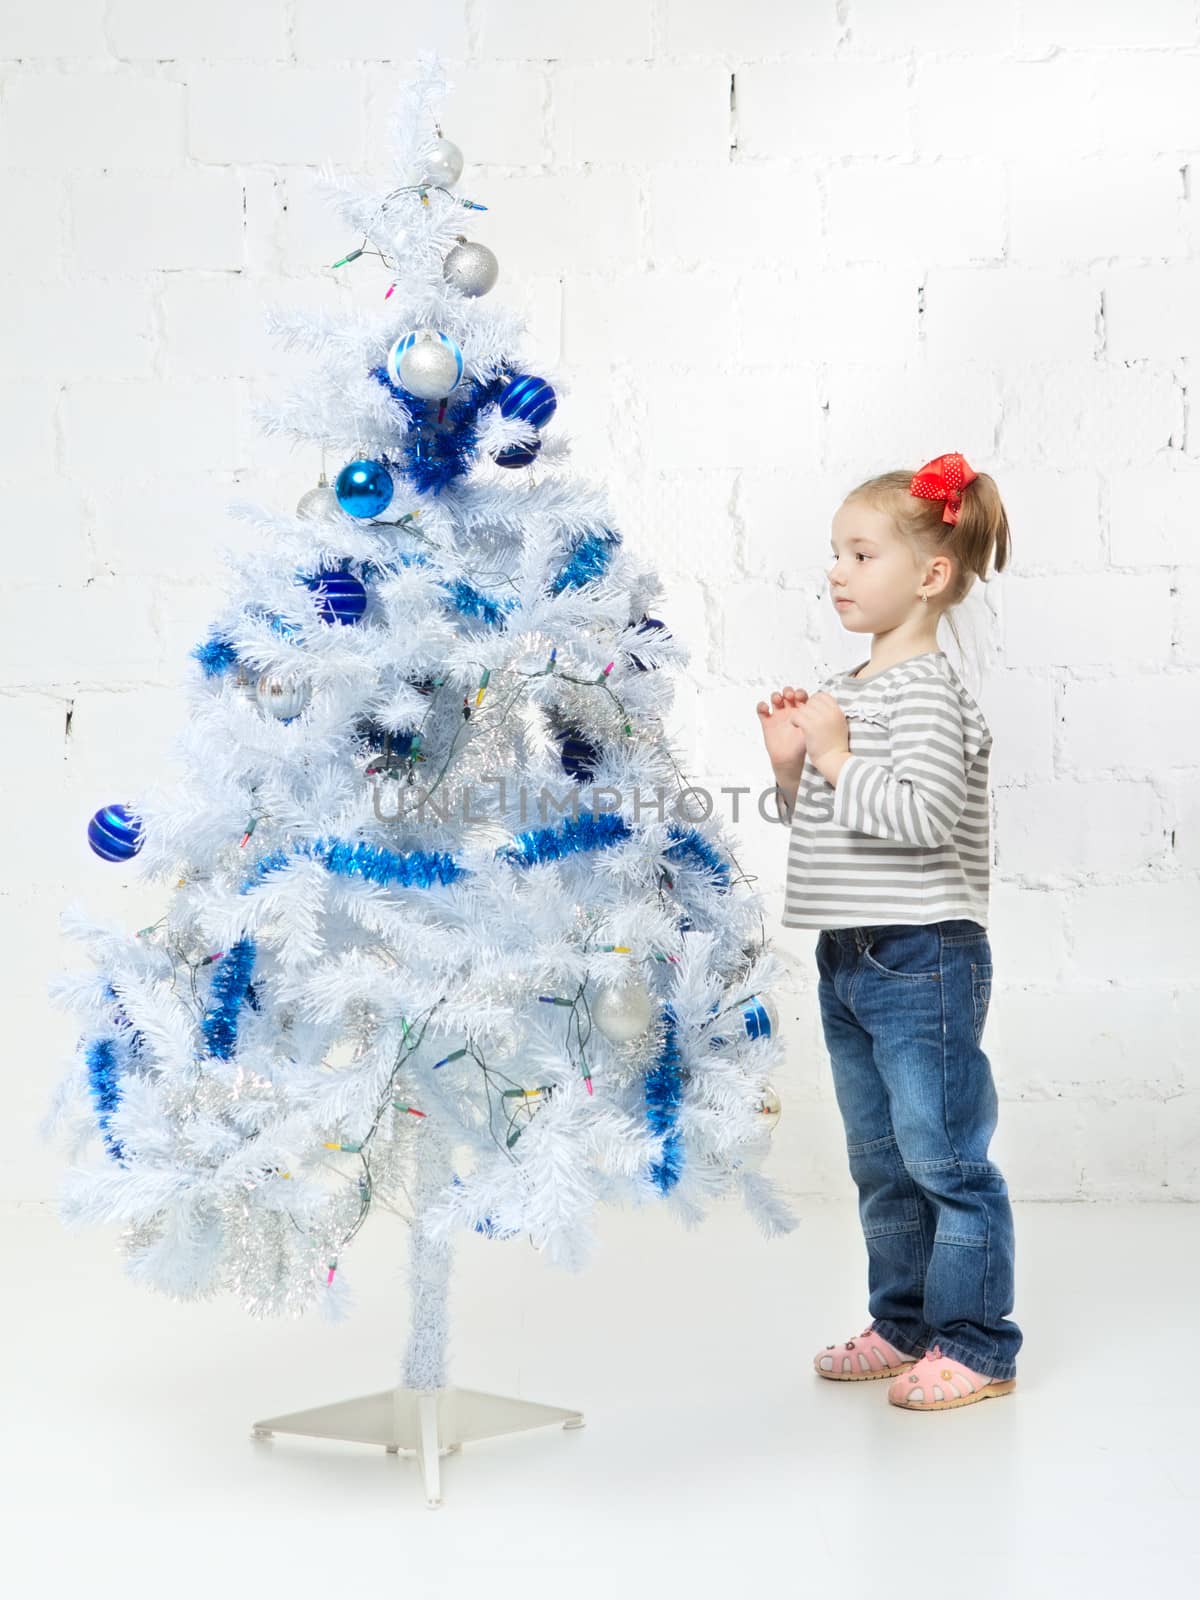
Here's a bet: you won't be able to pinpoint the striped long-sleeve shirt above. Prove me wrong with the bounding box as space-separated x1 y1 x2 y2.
781 649 992 931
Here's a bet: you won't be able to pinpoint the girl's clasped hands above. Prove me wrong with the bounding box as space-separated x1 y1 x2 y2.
755 687 850 772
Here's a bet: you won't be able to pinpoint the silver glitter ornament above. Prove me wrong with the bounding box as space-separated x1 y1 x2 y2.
255 673 311 720
443 237 499 297
423 136 464 188
296 473 340 521
591 976 655 1043
393 331 464 400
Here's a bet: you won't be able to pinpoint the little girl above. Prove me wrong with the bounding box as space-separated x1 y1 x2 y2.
755 452 1021 1412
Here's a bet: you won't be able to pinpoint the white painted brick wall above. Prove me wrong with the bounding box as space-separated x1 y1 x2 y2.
2 3 1197 1211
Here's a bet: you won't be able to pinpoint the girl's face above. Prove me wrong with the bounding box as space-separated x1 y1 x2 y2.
827 498 925 632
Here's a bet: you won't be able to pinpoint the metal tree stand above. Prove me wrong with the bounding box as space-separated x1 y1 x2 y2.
250 1123 585 1507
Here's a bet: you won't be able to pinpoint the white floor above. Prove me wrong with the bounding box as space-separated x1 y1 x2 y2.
2 1196 1194 1598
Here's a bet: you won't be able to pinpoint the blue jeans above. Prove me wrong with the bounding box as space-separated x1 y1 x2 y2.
816 919 1022 1382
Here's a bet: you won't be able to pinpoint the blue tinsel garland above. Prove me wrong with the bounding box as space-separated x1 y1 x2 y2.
547 529 621 596
361 551 430 580
646 1007 683 1194
200 938 257 1061
439 577 515 628
244 817 630 895
85 1036 126 1164
664 826 732 888
247 837 467 892
191 634 238 677
372 368 508 495
240 816 727 896
352 553 510 627
500 811 631 868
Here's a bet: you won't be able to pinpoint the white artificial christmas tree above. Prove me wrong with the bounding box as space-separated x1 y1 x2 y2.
44 56 795 1500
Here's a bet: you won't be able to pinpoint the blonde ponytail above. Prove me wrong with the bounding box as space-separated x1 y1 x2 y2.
843 463 1013 661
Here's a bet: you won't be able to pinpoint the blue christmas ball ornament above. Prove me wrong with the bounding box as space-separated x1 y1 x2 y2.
493 438 541 469
627 615 671 671
335 459 394 519
559 729 602 784
499 373 557 427
88 804 144 862
355 718 417 758
303 569 368 625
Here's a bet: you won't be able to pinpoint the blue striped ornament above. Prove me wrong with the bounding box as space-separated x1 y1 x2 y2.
387 329 464 399
493 438 541 469
335 459 394 519
708 993 778 1049
710 985 784 1049
303 569 368 625
88 804 144 862
498 373 557 427
740 994 778 1041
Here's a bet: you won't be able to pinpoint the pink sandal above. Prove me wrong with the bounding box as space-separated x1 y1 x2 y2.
814 1324 921 1381
887 1344 1017 1410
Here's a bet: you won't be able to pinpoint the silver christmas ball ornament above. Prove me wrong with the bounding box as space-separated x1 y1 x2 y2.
443 238 499 297
254 673 311 721
755 1085 782 1133
296 475 340 521
591 976 655 1043
388 329 465 400
423 137 464 188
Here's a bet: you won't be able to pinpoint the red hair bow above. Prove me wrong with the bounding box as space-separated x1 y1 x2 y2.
909 452 978 525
